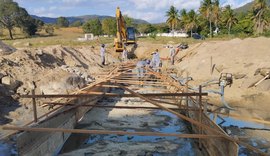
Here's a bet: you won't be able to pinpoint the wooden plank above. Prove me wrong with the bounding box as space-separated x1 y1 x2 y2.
43 103 180 110
3 126 223 139
21 92 208 99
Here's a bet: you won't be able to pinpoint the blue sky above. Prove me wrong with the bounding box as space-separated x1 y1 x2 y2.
14 0 253 23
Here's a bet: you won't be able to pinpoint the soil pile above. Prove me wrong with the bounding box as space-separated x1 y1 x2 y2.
173 37 270 120
0 43 119 137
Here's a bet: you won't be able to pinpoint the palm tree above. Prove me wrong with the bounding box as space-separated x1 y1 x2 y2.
179 9 188 30
212 0 220 29
252 0 269 34
222 5 238 35
186 10 199 36
166 6 179 31
199 0 213 37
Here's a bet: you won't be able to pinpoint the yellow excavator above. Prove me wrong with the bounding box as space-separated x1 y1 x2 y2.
114 7 136 52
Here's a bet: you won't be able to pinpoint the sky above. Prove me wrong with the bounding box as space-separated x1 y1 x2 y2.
14 0 253 23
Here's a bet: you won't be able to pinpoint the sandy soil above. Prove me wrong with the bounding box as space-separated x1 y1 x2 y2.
0 44 119 139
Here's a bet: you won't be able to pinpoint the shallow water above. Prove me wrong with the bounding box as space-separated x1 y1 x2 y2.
59 110 198 156
208 113 270 129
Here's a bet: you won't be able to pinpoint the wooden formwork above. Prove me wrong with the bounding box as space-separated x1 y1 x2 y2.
16 84 107 156
2 62 268 156
187 99 238 156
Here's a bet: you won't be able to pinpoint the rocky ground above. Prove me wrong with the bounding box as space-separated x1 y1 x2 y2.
0 42 118 138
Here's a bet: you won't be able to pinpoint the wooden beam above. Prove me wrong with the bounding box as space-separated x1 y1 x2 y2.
21 92 208 99
2 126 223 139
42 103 185 110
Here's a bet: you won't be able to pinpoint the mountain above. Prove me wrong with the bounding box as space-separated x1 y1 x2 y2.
234 0 270 13
31 15 149 25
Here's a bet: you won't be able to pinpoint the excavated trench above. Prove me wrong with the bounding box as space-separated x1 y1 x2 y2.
58 86 202 156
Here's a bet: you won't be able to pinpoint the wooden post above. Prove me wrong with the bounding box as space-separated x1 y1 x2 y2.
185 72 189 112
32 89 38 123
199 85 203 149
210 56 213 75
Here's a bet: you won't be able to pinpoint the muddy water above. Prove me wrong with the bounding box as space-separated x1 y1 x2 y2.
58 87 201 156
209 113 270 155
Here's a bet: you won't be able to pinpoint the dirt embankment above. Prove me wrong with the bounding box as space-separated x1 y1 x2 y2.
0 44 119 134
136 37 270 120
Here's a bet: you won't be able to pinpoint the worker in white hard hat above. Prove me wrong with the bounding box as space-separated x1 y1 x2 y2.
122 47 128 62
169 46 176 65
136 59 150 80
100 44 106 65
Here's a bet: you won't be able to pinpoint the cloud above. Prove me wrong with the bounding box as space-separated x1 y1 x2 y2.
14 0 253 23
124 10 164 22
221 0 253 8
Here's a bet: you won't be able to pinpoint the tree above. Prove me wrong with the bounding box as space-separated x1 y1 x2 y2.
0 0 39 39
212 0 220 29
102 18 116 35
252 0 269 34
0 0 23 39
222 5 237 35
145 24 157 34
137 24 148 34
56 17 69 27
44 24 54 36
233 13 254 35
123 15 136 27
70 20 82 27
186 10 199 36
179 9 188 30
199 0 213 37
82 19 102 36
166 6 179 31
155 24 170 33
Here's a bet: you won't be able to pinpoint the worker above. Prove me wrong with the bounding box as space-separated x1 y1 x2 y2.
122 47 128 62
100 44 106 65
150 49 161 72
169 46 176 65
174 45 182 62
136 59 150 80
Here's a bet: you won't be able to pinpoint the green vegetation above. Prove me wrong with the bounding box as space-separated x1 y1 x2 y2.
102 18 116 36
166 6 179 30
82 19 103 36
56 17 69 27
70 20 82 27
165 0 270 38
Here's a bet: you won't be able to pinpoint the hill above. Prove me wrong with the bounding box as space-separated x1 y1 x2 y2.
234 0 270 13
31 15 149 25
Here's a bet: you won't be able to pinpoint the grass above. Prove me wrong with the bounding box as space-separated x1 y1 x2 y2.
0 27 257 48
1 27 114 48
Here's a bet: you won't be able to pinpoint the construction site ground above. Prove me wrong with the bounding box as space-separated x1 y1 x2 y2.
0 35 270 155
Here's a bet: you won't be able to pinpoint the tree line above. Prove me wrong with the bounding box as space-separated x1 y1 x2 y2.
166 0 270 37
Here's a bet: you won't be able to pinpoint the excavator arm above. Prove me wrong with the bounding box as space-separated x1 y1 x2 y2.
114 7 136 52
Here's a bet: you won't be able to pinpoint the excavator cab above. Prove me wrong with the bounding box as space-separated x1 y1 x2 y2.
126 27 136 44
